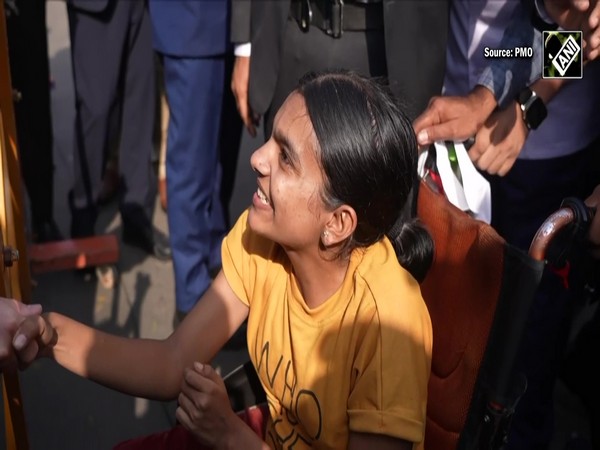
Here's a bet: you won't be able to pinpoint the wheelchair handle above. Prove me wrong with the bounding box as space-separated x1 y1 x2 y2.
529 197 596 262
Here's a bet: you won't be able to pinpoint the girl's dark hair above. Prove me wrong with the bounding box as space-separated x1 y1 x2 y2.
298 70 433 282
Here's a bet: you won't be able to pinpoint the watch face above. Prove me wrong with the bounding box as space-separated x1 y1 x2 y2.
526 97 548 130
518 88 532 105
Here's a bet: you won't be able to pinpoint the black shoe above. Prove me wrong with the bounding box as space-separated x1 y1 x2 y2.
32 219 63 243
122 222 172 261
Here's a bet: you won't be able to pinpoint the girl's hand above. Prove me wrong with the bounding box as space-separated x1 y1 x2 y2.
176 362 238 449
12 313 57 369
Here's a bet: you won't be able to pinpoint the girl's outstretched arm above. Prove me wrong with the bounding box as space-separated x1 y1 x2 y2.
36 271 248 400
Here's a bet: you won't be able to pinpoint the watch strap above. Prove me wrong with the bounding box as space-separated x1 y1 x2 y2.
518 87 534 106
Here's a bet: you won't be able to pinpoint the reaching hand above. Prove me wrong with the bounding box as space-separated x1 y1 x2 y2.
545 0 600 60
176 362 239 449
583 0 600 60
231 56 260 137
0 298 43 370
545 0 589 28
12 312 56 369
469 101 529 176
413 86 497 148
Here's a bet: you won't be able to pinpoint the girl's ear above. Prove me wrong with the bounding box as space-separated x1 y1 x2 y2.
322 206 357 246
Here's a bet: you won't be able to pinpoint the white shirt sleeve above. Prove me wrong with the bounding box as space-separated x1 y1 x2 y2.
234 43 252 57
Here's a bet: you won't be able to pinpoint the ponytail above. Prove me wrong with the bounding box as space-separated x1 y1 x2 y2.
387 218 434 283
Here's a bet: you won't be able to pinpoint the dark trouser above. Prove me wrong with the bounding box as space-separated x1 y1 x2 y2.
68 0 156 227
491 141 600 450
264 17 387 139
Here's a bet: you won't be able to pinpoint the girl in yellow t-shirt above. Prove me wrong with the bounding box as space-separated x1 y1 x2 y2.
9 70 433 450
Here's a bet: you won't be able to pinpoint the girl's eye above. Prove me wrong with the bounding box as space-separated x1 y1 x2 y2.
279 148 291 166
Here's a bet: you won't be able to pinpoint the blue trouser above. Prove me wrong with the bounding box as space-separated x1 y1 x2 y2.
163 55 226 313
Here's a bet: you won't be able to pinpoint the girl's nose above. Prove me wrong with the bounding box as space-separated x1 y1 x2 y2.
250 141 271 176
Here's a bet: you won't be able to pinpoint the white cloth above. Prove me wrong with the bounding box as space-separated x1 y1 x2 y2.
418 142 492 223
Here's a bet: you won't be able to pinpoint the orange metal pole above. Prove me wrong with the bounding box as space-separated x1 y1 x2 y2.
0 2 33 448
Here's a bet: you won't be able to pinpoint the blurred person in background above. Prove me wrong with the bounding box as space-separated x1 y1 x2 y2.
66 0 171 261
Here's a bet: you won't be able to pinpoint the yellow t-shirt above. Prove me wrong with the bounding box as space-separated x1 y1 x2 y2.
222 210 432 450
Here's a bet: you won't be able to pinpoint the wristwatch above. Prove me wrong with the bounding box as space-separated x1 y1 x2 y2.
517 88 547 130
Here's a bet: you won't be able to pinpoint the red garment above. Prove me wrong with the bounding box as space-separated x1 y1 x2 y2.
113 404 268 450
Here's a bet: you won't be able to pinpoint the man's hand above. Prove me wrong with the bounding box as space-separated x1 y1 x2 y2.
176 362 239 449
231 56 260 137
0 298 42 370
545 0 600 60
583 0 600 60
469 101 529 176
413 86 497 148
545 0 588 28
585 184 600 258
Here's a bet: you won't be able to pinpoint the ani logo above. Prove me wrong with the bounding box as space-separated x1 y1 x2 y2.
543 31 583 79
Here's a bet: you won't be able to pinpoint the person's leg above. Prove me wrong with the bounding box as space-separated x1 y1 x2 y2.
117 2 157 222
67 1 128 237
163 55 226 314
113 1 171 260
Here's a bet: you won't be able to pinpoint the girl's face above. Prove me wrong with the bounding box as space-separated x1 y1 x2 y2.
248 93 330 252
